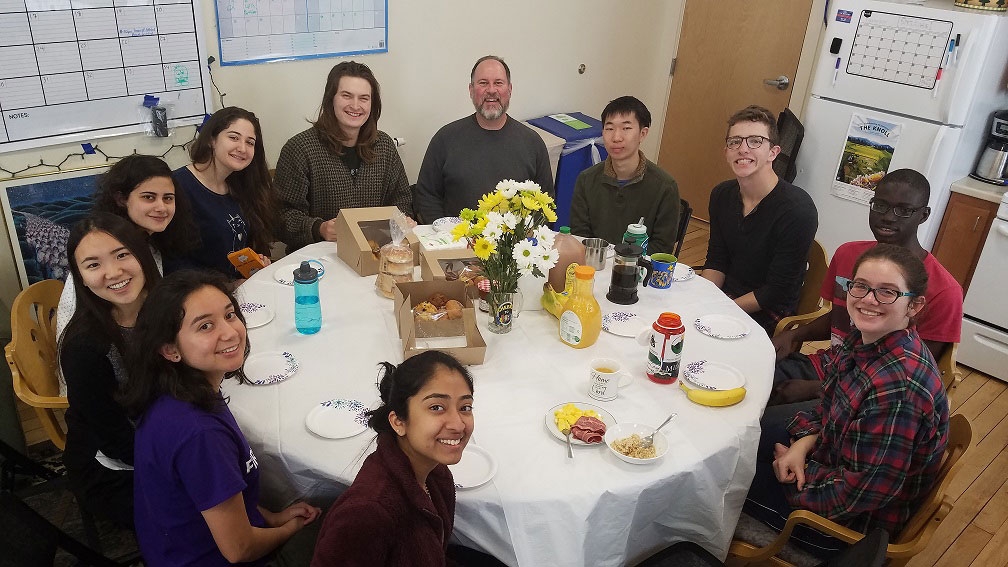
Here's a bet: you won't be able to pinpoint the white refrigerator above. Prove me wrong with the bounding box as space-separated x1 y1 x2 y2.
794 0 1008 256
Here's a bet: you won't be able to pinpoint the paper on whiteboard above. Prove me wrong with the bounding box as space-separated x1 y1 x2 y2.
831 114 902 205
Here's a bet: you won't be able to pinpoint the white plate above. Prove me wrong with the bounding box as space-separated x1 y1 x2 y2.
672 264 695 282
240 302 274 329
305 399 369 439
432 216 462 232
694 314 750 340
274 260 326 286
544 402 616 446
245 351 299 385
448 444 497 489
681 360 746 391
602 311 645 337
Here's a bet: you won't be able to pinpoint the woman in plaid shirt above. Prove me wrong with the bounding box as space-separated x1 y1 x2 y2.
744 243 949 557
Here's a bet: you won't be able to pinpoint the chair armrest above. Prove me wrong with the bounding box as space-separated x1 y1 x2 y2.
10 367 69 409
773 303 831 338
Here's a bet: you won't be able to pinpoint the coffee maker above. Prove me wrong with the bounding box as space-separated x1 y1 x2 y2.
971 109 1008 186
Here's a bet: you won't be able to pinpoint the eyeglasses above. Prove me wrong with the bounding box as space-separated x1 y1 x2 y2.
725 135 771 150
868 198 926 218
837 276 916 304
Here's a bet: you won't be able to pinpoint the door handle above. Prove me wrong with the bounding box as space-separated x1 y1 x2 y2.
763 75 790 90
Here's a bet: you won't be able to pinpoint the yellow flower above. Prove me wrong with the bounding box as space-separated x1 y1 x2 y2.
479 192 503 212
521 194 541 211
536 192 554 208
544 207 558 223
451 221 471 242
473 237 496 260
459 208 477 222
471 216 489 236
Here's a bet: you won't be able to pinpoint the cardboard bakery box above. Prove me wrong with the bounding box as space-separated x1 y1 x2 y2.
393 280 486 365
419 249 482 281
334 207 421 276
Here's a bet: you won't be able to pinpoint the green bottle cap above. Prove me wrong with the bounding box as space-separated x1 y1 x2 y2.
559 226 571 234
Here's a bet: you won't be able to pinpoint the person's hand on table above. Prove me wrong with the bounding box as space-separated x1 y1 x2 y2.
258 253 272 267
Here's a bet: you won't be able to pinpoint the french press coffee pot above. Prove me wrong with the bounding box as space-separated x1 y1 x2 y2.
606 243 653 305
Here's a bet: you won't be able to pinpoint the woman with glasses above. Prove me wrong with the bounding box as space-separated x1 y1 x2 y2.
743 243 949 558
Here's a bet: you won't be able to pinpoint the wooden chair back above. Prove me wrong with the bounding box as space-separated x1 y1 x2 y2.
5 279 68 449
936 343 962 401
773 240 831 337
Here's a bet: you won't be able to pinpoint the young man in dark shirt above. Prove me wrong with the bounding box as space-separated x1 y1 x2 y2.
702 105 819 336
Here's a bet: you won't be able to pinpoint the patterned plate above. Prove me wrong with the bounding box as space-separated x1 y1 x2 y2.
245 351 299 385
432 216 463 232
602 311 644 337
682 360 746 391
672 264 696 282
305 399 369 439
694 314 750 340
274 260 326 286
240 302 274 329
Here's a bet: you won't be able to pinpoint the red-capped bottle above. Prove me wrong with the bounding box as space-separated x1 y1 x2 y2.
646 312 685 384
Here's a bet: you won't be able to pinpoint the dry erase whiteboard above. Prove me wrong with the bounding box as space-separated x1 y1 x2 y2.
0 0 213 154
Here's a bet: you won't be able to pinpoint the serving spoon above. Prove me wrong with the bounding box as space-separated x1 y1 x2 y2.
641 412 678 449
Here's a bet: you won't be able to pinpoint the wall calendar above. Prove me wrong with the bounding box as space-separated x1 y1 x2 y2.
0 0 212 154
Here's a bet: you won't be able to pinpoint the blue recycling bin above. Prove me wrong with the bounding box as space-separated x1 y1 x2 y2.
527 113 608 228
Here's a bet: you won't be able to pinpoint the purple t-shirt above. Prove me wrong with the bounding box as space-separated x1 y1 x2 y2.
134 394 266 567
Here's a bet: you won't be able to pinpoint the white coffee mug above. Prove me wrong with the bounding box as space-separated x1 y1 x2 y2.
588 358 633 401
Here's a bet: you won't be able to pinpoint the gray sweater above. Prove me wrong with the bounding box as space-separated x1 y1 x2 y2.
275 128 412 251
414 114 554 224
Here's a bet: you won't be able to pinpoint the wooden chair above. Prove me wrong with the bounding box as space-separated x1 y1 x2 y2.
5 279 67 450
936 343 962 402
726 413 973 567
773 240 831 337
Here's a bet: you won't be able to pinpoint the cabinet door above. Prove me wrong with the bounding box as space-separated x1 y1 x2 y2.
932 192 998 292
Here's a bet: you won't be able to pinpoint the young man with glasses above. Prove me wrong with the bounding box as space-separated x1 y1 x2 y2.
569 96 680 253
768 168 963 406
703 105 819 336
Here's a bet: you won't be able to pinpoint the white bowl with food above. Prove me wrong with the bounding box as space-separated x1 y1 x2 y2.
604 423 668 464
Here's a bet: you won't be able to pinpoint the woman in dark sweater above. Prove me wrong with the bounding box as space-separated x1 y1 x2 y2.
58 213 161 528
311 351 475 567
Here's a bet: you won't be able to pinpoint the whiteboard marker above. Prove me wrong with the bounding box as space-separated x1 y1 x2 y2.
833 57 841 86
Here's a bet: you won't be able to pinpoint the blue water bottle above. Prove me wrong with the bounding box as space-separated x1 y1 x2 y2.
293 261 322 334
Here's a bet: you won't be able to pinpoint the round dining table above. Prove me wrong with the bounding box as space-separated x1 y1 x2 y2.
226 240 774 567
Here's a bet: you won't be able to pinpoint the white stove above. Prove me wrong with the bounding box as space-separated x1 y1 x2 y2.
959 192 1008 381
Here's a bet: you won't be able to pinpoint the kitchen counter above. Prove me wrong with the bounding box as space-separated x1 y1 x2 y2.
950 176 1007 204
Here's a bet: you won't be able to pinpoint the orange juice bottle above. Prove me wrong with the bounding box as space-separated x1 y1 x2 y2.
559 265 602 348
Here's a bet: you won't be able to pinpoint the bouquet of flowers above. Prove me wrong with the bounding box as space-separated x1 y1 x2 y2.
451 179 559 297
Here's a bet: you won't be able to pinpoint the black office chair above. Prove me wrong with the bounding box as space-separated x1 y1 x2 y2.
773 108 804 183
674 198 693 258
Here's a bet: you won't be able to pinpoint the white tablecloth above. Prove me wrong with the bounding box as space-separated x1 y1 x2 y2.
225 241 774 567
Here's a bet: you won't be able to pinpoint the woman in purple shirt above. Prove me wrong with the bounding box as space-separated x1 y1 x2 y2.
124 270 320 566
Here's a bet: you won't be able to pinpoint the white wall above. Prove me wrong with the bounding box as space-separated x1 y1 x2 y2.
0 0 683 316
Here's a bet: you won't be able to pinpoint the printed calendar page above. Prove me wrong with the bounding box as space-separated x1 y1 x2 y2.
216 0 387 65
847 10 953 89
0 0 211 153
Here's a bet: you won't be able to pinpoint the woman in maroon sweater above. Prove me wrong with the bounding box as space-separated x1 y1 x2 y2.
311 351 474 566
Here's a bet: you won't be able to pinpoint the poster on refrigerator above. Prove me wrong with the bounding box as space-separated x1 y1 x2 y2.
831 114 902 205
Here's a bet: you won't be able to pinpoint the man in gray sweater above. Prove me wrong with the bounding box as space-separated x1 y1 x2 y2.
414 55 554 224
569 96 680 254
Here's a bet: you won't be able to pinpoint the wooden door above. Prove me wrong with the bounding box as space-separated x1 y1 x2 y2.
658 1 812 221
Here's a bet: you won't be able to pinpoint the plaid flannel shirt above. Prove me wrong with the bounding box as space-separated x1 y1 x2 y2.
788 328 949 534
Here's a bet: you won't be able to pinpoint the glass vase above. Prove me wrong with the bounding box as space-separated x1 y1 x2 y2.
487 291 523 334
